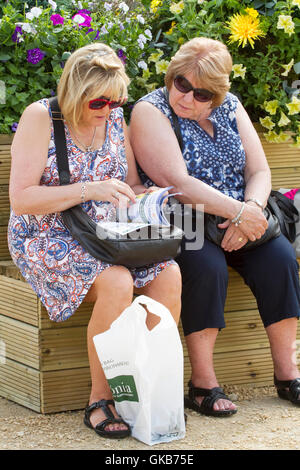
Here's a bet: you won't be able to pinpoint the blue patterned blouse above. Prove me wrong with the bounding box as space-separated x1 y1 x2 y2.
137 89 246 201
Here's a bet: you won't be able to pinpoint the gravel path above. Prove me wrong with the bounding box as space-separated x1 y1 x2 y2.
1 386 300 450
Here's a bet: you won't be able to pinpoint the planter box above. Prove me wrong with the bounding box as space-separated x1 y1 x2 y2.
0 135 13 261
0 261 299 413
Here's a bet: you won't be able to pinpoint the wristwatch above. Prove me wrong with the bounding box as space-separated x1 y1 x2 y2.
245 198 264 210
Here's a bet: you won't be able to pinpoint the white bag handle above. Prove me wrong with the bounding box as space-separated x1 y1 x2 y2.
132 295 175 332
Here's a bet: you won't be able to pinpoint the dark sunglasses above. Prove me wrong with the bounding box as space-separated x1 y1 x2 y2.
173 75 214 103
88 96 127 110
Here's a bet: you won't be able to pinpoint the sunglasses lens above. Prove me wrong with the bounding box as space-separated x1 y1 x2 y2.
109 101 121 109
194 90 213 103
174 76 191 93
89 100 107 110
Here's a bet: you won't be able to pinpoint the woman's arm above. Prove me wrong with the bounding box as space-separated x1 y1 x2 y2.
129 101 267 241
10 103 136 215
123 121 146 195
220 101 271 251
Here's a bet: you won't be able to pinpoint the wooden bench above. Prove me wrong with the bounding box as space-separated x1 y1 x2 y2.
0 131 299 413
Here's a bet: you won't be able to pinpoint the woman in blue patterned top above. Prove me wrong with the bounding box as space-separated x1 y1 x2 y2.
130 37 300 416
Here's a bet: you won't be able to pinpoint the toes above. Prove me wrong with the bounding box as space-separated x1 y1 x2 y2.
213 399 236 411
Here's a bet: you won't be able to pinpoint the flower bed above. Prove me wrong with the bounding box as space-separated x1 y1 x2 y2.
0 0 299 145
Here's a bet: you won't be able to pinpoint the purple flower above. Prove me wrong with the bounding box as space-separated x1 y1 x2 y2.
11 122 18 132
50 14 65 25
26 48 45 64
72 13 92 28
77 9 91 15
86 28 100 40
117 49 127 64
12 26 23 43
119 23 125 31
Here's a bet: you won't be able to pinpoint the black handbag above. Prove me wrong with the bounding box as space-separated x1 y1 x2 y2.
163 87 299 250
49 97 183 268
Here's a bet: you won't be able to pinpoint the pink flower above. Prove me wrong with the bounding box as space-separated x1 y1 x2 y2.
50 14 65 25
72 13 92 28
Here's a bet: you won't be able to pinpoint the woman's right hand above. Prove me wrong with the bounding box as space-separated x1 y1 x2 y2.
86 178 137 206
218 202 268 242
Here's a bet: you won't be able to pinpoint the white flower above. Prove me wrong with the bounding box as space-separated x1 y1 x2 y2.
107 21 114 30
73 14 85 24
16 22 37 34
137 15 145 24
104 2 112 10
48 0 57 10
25 12 34 20
138 33 147 44
137 39 145 49
119 2 129 13
144 28 152 39
78 1 83 8
26 7 43 18
138 60 148 70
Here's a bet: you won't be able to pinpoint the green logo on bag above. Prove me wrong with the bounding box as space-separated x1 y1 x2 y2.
108 375 139 403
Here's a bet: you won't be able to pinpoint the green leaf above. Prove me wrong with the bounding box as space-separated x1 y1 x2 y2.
0 54 11 61
293 62 300 75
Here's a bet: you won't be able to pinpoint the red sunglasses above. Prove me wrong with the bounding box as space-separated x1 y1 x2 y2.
174 75 214 103
88 96 127 110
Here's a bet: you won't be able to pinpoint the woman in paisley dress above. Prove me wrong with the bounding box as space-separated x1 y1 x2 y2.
8 43 182 439
130 37 300 417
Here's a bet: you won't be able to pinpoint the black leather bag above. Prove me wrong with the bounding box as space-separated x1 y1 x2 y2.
49 97 183 268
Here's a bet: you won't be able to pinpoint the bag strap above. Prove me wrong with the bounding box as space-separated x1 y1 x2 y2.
162 87 184 152
48 96 71 186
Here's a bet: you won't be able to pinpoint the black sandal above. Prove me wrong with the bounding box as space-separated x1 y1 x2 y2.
184 380 237 417
274 375 300 406
84 399 131 439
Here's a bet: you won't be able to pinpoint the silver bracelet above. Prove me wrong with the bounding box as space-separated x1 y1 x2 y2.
245 198 264 211
81 182 87 204
231 202 245 226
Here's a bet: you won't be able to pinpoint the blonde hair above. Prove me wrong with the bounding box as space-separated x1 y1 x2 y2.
165 37 232 108
57 43 130 127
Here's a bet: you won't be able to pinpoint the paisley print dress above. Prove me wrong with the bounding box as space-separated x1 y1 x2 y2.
138 89 246 201
8 99 174 322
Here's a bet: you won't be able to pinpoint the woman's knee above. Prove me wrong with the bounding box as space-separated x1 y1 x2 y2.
86 265 133 303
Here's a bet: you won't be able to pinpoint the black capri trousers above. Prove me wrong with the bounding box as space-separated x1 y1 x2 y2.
176 233 300 336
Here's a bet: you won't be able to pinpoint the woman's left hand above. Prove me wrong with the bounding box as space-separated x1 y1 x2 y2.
219 220 249 251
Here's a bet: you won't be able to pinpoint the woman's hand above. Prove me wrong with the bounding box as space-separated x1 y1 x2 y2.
87 178 136 207
219 222 249 251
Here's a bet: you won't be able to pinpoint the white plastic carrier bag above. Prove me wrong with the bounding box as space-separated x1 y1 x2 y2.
93 295 185 446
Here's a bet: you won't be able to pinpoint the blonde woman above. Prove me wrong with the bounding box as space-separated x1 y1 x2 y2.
8 43 182 439
130 37 300 416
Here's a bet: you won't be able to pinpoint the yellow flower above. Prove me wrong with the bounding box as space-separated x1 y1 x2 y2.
155 59 170 74
145 82 158 93
244 7 259 18
166 21 176 35
232 63 246 79
264 84 270 94
170 1 184 14
276 131 291 143
292 135 300 148
150 0 162 13
259 116 275 130
178 37 185 45
227 11 265 48
292 0 300 8
264 99 279 115
264 130 279 143
142 69 151 80
277 15 295 36
281 58 294 76
148 50 164 63
278 112 291 127
286 95 300 115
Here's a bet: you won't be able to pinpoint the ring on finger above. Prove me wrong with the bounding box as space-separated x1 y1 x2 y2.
238 237 243 242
